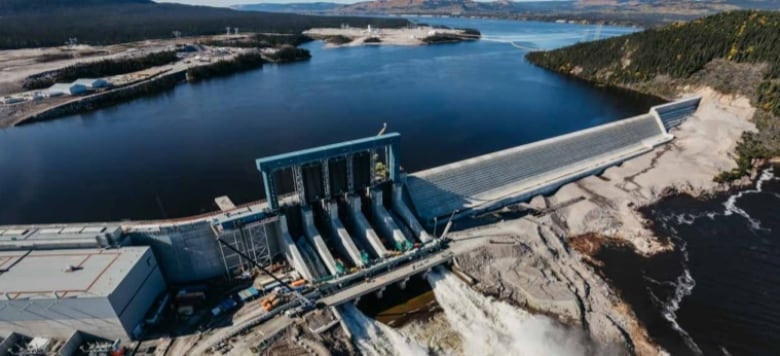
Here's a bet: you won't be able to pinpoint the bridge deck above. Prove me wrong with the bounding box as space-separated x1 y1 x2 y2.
320 235 489 306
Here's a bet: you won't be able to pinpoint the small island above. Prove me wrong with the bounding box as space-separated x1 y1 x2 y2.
304 25 480 47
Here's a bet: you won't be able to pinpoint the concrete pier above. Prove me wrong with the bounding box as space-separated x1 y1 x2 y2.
302 207 340 275
344 195 388 258
279 215 317 281
370 188 409 250
391 184 433 243
323 202 365 267
297 235 329 279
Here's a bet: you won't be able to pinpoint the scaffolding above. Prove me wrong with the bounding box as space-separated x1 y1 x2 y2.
215 217 278 278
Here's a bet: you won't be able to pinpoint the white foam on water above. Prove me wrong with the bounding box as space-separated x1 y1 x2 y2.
755 167 775 192
660 267 701 355
722 167 776 231
646 167 778 354
338 303 428 356
426 268 587 356
644 230 703 355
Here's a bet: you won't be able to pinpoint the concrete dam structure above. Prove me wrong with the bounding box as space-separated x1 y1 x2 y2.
0 96 701 343
253 133 434 282
406 96 701 225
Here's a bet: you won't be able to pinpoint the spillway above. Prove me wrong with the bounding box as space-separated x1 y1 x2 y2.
391 184 433 243
426 268 587 356
323 202 366 268
345 195 388 258
296 235 329 279
370 188 410 251
338 304 427 356
278 215 317 281
406 111 678 224
302 207 340 276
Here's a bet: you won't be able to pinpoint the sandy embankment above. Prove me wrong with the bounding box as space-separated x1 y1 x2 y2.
410 87 756 355
549 86 755 255
303 27 475 48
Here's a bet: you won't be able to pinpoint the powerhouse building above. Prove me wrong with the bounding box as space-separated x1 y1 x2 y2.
0 246 166 341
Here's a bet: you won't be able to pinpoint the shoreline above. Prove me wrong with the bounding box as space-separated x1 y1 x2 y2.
0 41 308 128
304 26 479 48
436 86 758 355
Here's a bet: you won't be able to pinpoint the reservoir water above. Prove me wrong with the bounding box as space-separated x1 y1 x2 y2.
0 18 654 224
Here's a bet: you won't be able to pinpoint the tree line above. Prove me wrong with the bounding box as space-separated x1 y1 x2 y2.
0 0 409 49
526 10 780 181
24 51 179 90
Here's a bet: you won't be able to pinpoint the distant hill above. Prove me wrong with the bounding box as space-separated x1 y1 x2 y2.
527 10 780 180
235 0 780 27
0 0 152 12
0 0 409 49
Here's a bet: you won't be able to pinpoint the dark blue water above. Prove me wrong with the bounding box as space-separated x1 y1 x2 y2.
633 167 780 355
0 19 656 224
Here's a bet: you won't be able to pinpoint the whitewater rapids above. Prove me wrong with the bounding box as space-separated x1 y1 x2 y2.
338 303 428 356
426 268 588 356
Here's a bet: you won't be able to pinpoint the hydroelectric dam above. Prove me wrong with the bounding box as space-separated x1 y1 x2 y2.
0 97 700 345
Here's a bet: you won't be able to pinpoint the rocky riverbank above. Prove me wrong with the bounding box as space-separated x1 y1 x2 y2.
430 87 756 355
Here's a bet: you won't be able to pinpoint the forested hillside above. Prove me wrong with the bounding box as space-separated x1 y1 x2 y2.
527 10 780 181
0 0 408 49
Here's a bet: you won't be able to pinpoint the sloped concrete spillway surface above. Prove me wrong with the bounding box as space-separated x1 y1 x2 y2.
296 235 329 279
301 207 340 276
405 97 701 225
345 195 388 258
406 113 668 222
278 215 317 281
370 188 410 250
323 201 366 268
391 184 433 243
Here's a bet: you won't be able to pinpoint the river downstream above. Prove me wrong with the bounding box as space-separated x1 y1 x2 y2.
636 167 780 355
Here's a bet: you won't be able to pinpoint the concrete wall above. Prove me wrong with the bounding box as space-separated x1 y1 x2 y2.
129 221 224 283
58 331 84 356
217 219 281 276
0 249 164 341
109 248 166 339
651 96 701 130
0 297 125 341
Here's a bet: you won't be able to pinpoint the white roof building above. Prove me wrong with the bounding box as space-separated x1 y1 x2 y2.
0 246 166 341
72 78 110 89
47 82 88 96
